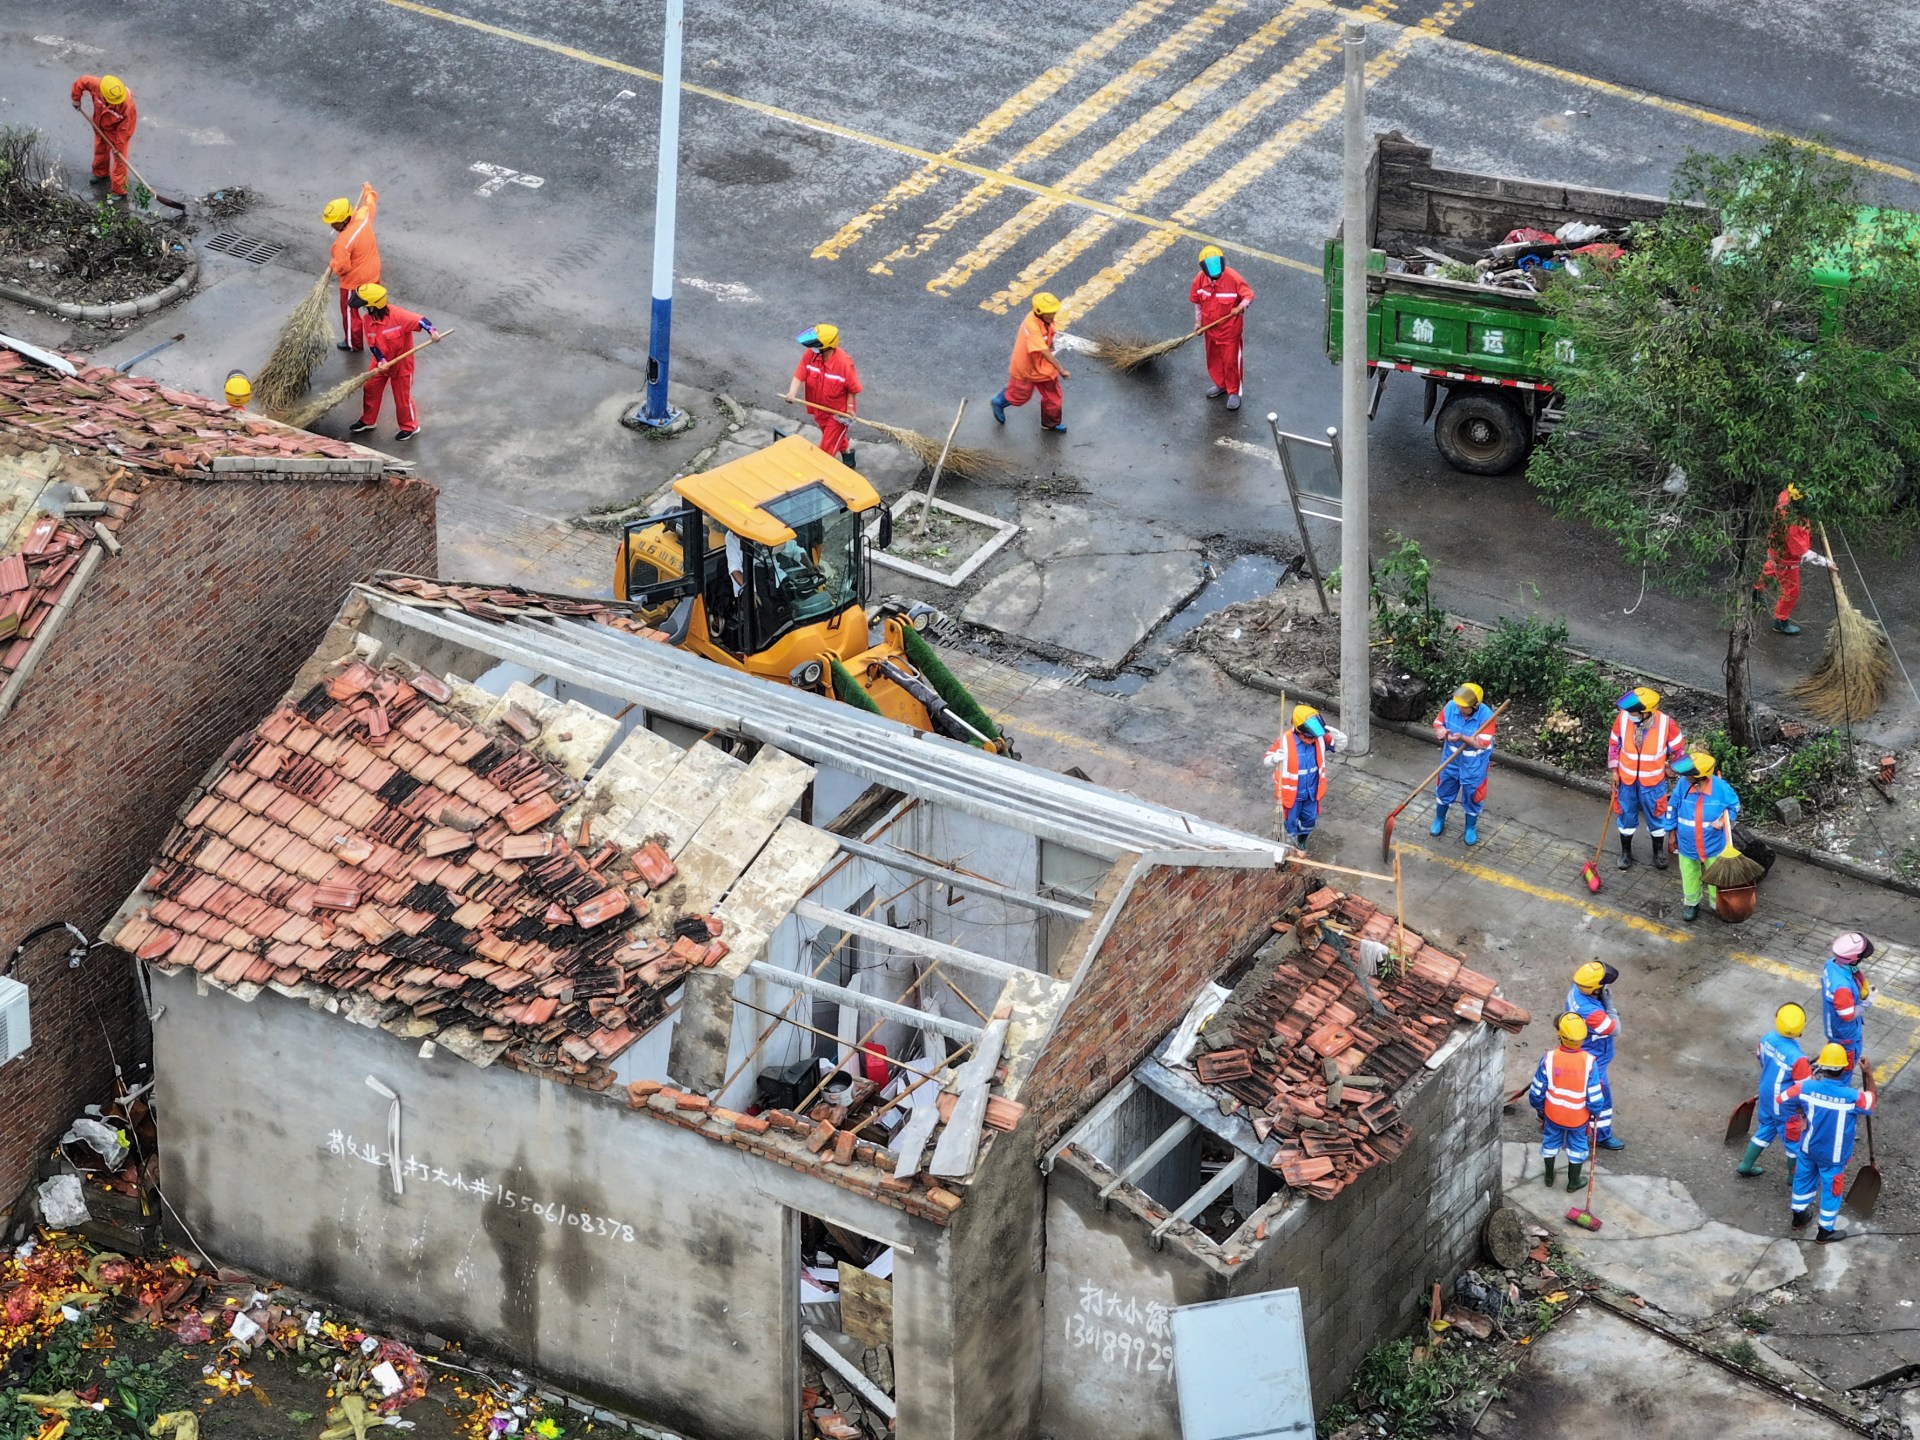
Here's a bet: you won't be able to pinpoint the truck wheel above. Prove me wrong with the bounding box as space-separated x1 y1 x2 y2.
1434 391 1529 475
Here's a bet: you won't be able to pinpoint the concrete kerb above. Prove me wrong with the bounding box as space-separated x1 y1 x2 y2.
0 254 199 324
1221 658 1920 902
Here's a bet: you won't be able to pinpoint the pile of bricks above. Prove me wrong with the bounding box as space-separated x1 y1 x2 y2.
1190 887 1529 1201
626 1080 966 1224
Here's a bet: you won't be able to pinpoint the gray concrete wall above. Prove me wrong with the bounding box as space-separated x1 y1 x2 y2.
1037 1023 1507 1439
150 969 981 1440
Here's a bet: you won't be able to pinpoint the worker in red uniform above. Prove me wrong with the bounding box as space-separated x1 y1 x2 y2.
346 283 437 441
1752 484 1833 635
1189 245 1252 410
71 75 137 198
324 184 381 353
783 325 862 468
992 293 1068 433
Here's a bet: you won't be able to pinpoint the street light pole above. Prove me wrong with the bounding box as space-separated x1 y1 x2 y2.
1338 20 1371 756
636 0 686 429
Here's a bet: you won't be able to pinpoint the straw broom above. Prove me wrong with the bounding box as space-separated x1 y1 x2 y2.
1791 524 1891 724
254 268 336 414
792 401 1007 481
1088 310 1236 374
280 330 452 430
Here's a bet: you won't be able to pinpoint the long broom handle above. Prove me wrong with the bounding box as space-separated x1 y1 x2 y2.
1386 699 1512 822
369 329 453 373
82 111 181 208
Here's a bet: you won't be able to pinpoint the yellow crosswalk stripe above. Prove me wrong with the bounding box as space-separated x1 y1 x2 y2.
924 0 1317 297
870 0 1251 276
1059 0 1470 322
812 0 1181 262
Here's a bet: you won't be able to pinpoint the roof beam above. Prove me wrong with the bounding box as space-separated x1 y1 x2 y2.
744 960 982 1044
792 899 1028 984
1154 1153 1252 1239
1100 1115 1198 1200
831 836 1093 921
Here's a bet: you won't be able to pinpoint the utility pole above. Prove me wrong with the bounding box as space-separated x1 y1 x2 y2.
1338 20 1371 755
634 0 686 430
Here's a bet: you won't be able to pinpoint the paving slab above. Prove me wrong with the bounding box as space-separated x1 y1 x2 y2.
961 502 1204 669
1501 1144 1806 1320
1474 1304 1856 1439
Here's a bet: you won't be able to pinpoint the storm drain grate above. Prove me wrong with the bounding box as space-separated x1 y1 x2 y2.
204 231 284 265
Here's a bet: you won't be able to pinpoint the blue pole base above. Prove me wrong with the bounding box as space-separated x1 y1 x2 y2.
620 400 692 434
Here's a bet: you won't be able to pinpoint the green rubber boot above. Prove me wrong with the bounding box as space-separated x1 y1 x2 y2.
1543 1157 1556 1188
1736 1141 1766 1177
1566 1162 1585 1193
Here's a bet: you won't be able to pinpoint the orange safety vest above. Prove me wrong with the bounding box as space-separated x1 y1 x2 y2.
1268 730 1327 809
1542 1048 1594 1128
1611 710 1681 786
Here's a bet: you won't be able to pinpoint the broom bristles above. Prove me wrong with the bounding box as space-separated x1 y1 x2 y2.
255 273 334 413
1791 596 1892 724
282 368 377 430
1087 327 1200 373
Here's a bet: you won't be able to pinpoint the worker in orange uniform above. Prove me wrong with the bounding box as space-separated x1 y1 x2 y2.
1189 245 1252 410
1751 484 1832 635
1608 687 1685 870
1263 704 1347 850
783 325 862 468
324 184 381 353
992 292 1068 433
346 283 437 441
70 75 137 198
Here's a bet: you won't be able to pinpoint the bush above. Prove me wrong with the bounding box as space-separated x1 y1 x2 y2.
1476 615 1571 701
1751 731 1850 812
1696 726 1755 791
1536 661 1620 769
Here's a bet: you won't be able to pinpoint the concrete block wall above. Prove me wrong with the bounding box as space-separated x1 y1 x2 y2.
1025 858 1308 1149
0 472 436 1209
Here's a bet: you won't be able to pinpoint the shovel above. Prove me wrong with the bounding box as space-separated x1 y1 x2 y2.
1381 699 1510 861
1724 1094 1757 1146
1846 1058 1882 1218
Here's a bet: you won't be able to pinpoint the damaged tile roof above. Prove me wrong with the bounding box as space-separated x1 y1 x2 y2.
368 573 669 639
0 348 386 474
1184 887 1529 1202
109 657 717 1082
0 499 122 680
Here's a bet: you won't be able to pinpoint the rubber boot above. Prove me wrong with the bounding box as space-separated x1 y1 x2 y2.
1817 1226 1847 1243
1790 1208 1811 1231
841 448 857 470
1542 1157 1556 1188
1652 832 1668 870
1463 815 1479 846
1736 1142 1766 1177
991 392 1008 425
1617 833 1634 870
1292 830 1312 851
1430 802 1449 837
1565 1162 1585 1194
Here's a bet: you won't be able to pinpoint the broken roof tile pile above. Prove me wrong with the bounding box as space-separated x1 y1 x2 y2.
110 659 715 1082
1189 887 1529 1202
0 502 125 679
0 350 374 472
370 573 669 640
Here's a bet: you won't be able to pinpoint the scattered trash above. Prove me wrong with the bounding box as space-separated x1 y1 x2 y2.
34 1175 91 1229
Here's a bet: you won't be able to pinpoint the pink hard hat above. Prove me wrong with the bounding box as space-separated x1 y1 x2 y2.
1831 932 1874 961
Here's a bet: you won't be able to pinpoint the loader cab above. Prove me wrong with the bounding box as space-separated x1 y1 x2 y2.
614 435 892 677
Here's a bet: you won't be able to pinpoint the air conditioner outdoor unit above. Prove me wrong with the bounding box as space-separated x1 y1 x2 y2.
0 975 30 1064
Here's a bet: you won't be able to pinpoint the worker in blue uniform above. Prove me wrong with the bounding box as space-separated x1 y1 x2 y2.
1430 682 1497 846
1821 931 1874 1074
1781 1043 1875 1243
1566 962 1623 1150
1737 1003 1810 1177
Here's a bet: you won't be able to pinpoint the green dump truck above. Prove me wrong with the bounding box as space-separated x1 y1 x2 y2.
1324 134 1674 475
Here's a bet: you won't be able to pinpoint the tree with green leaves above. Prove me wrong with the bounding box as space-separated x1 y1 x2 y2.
1531 139 1920 749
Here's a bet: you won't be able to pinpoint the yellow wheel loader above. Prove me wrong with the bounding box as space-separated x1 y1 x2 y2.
613 435 1012 754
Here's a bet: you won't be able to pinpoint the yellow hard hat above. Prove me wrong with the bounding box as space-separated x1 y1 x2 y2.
100 76 129 106
322 197 353 225
223 371 252 405
1032 292 1061 316
1453 682 1484 706
1689 750 1716 778
1775 1003 1806 1038
1291 704 1319 729
814 323 839 348
1573 961 1607 994
356 282 389 308
1557 1013 1589 1046
1816 1042 1850 1071
1785 483 1804 502
1633 686 1660 711
1198 245 1224 264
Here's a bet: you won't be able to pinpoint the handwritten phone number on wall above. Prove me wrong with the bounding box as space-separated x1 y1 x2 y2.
1063 1312 1173 1377
324 1130 635 1242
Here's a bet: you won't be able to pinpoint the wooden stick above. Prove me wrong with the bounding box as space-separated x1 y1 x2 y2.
860 1040 978 1134
1285 854 1395 883
82 111 185 211
1392 846 1407 963
916 398 968 537
729 999 949 1087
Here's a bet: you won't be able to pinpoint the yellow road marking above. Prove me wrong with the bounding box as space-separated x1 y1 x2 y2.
377 0 1313 276
926 0 1315 297
1062 0 1471 321
1398 841 1692 942
873 0 1250 276
813 0 1179 261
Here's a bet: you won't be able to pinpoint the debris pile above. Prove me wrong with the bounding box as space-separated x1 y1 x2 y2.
1383 219 1628 292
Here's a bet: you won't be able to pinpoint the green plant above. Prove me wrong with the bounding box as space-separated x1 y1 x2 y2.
1695 726 1756 791
1725 1336 1762 1369
1735 1308 1773 1333
1323 1335 1500 1439
1749 731 1850 812
1476 615 1571 701
1894 844 1920 881
1366 534 1467 695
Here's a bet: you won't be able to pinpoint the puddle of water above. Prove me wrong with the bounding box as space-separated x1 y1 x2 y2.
1158 553 1288 645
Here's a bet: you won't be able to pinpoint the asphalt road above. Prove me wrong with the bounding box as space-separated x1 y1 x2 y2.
4 1 1918 729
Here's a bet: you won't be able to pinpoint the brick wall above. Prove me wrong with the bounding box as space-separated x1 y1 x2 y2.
1026 857 1309 1147
0 471 436 1210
